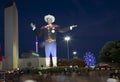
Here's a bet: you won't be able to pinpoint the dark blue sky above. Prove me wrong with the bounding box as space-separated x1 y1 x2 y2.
0 0 120 63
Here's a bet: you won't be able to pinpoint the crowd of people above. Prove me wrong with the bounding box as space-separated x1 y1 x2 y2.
1 68 120 82
107 69 120 82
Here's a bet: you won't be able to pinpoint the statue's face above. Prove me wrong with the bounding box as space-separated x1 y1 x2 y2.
47 18 53 24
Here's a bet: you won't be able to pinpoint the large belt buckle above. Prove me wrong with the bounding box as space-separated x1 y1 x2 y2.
47 39 55 42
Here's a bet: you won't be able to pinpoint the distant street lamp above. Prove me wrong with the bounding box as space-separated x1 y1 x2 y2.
73 51 77 58
73 51 77 55
64 36 71 60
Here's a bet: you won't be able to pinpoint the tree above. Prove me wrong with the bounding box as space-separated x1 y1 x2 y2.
57 58 69 66
57 58 86 67
69 58 86 67
99 40 120 67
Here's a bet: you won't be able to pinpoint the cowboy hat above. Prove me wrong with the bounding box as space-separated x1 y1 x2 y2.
44 14 55 23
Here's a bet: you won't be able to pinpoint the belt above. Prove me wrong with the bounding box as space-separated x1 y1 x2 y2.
46 39 56 42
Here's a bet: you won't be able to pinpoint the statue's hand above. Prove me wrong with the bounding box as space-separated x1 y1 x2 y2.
30 22 36 28
71 25 77 28
70 25 77 30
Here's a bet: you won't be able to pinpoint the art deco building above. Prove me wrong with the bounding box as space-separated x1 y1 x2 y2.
4 2 19 69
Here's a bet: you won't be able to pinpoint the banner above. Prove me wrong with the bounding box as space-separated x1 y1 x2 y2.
0 43 2 61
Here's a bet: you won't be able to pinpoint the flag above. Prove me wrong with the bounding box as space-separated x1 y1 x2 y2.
0 43 1 52
0 55 2 61
0 43 2 61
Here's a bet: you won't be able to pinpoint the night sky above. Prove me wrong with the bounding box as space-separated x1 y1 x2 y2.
0 0 120 63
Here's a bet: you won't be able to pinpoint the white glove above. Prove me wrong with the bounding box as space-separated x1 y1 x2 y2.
30 22 36 30
70 25 77 30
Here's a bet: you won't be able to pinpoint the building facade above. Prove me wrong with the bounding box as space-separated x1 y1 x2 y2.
4 2 19 69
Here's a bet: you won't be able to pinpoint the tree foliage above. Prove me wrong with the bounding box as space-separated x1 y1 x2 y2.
99 40 120 63
69 58 86 67
57 58 86 67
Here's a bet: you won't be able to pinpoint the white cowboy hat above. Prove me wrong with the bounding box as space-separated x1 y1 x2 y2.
44 14 55 23
24 80 36 82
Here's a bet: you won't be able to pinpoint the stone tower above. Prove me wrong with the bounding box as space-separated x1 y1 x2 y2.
4 2 19 69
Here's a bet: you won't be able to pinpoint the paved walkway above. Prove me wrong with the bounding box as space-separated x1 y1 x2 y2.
62 76 108 82
50 71 109 82
6 70 120 82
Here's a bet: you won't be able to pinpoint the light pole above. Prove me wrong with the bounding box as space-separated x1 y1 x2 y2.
64 36 71 60
35 36 38 52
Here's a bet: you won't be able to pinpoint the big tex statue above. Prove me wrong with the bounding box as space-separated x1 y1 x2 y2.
30 14 77 67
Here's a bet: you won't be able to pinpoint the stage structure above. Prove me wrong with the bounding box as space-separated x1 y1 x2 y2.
4 2 19 69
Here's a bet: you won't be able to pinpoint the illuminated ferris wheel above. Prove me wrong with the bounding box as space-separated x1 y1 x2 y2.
84 51 96 67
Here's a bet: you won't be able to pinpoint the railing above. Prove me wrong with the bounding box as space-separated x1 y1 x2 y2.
0 70 6 81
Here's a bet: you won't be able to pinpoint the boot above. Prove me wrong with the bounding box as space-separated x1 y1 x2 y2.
52 57 57 67
46 57 50 67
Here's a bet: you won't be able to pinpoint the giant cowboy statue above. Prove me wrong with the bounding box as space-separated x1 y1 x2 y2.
30 14 77 67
